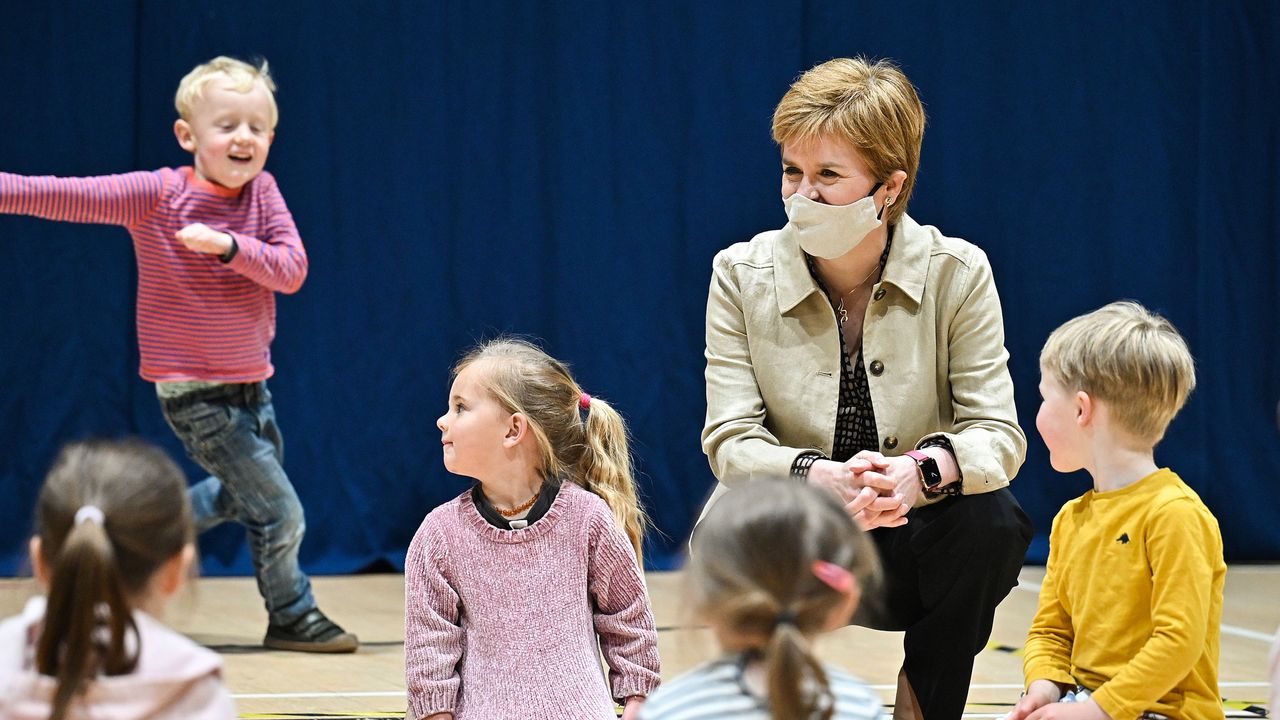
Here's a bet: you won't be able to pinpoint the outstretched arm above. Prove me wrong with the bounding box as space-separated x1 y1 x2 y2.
0 171 164 227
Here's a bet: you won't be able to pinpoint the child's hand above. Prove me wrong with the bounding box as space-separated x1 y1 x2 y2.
1007 680 1061 720
1025 699 1109 720
422 714 453 720
620 696 644 720
176 223 234 256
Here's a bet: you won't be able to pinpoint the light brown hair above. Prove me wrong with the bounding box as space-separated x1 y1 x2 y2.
454 337 648 558
688 480 880 720
1040 300 1196 444
34 438 193 720
772 56 926 225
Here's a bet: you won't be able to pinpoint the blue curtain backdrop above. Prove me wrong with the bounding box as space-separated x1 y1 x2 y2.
2 1 1277 575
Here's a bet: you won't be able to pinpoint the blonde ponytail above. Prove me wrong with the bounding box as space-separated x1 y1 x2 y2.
578 396 647 558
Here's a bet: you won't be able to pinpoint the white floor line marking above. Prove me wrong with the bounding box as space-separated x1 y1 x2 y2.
231 691 406 699
1016 578 1274 644
230 681 1273 700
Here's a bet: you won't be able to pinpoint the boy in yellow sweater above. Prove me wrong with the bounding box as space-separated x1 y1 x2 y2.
1010 301 1225 720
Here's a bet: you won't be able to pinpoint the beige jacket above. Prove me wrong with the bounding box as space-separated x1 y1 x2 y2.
700 214 1025 515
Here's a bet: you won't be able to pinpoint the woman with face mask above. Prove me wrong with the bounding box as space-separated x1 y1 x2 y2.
699 57 1033 720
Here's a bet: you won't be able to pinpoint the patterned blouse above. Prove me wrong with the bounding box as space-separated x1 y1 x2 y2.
790 236 893 477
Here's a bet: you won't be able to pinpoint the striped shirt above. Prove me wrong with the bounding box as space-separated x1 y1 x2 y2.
0 167 307 382
639 653 884 720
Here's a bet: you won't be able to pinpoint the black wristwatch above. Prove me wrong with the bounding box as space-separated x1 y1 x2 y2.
905 449 947 498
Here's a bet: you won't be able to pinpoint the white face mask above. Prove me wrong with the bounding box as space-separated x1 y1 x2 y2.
783 182 884 259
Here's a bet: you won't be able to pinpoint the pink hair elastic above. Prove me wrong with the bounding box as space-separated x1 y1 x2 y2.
811 560 855 594
579 392 592 409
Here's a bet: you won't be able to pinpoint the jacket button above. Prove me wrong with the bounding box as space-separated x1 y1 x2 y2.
869 360 884 376
883 436 898 449
873 287 886 301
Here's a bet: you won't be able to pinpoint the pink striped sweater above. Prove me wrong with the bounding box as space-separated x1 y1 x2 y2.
0 167 307 382
404 482 661 720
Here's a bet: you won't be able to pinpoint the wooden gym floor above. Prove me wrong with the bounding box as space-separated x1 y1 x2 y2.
1 566 1275 719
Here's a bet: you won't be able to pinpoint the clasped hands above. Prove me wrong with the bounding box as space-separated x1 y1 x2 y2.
808 450 920 530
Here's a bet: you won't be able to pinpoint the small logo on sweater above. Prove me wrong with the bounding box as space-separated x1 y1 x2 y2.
1116 533 1130 544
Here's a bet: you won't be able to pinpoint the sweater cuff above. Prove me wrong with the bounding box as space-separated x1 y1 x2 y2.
612 674 660 703
408 686 458 720
1090 686 1137 720
1022 662 1076 693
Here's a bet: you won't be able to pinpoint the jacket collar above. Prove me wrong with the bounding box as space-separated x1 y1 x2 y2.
774 213 929 315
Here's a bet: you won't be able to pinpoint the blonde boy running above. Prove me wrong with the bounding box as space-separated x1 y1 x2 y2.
0 57 356 652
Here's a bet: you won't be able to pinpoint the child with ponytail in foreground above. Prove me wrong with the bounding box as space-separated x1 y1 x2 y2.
641 479 884 720
0 438 234 719
404 338 660 719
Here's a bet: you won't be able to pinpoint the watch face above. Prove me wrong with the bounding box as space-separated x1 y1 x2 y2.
918 456 943 490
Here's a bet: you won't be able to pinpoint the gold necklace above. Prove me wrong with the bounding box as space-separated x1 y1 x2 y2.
834 262 882 324
494 488 541 518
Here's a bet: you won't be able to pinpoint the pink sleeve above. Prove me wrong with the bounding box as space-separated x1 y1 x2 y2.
587 509 661 702
224 173 308 294
404 517 464 719
0 170 164 227
171 672 236 719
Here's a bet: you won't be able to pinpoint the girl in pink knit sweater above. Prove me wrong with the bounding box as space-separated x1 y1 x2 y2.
405 338 661 720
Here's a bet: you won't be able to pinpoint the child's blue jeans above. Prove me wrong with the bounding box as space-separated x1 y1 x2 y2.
159 381 317 627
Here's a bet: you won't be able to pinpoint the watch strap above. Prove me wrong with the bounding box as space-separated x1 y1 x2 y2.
904 449 952 498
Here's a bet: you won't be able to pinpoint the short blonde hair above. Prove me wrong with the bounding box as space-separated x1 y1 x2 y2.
1040 301 1196 444
175 56 278 128
772 57 925 225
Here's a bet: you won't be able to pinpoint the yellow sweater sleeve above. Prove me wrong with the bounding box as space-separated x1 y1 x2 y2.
1022 510 1077 689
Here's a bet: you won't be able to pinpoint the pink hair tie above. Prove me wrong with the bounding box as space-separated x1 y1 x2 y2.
811 560 855 594
579 392 592 410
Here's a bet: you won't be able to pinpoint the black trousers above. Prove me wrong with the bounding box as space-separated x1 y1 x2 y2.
853 487 1033 720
